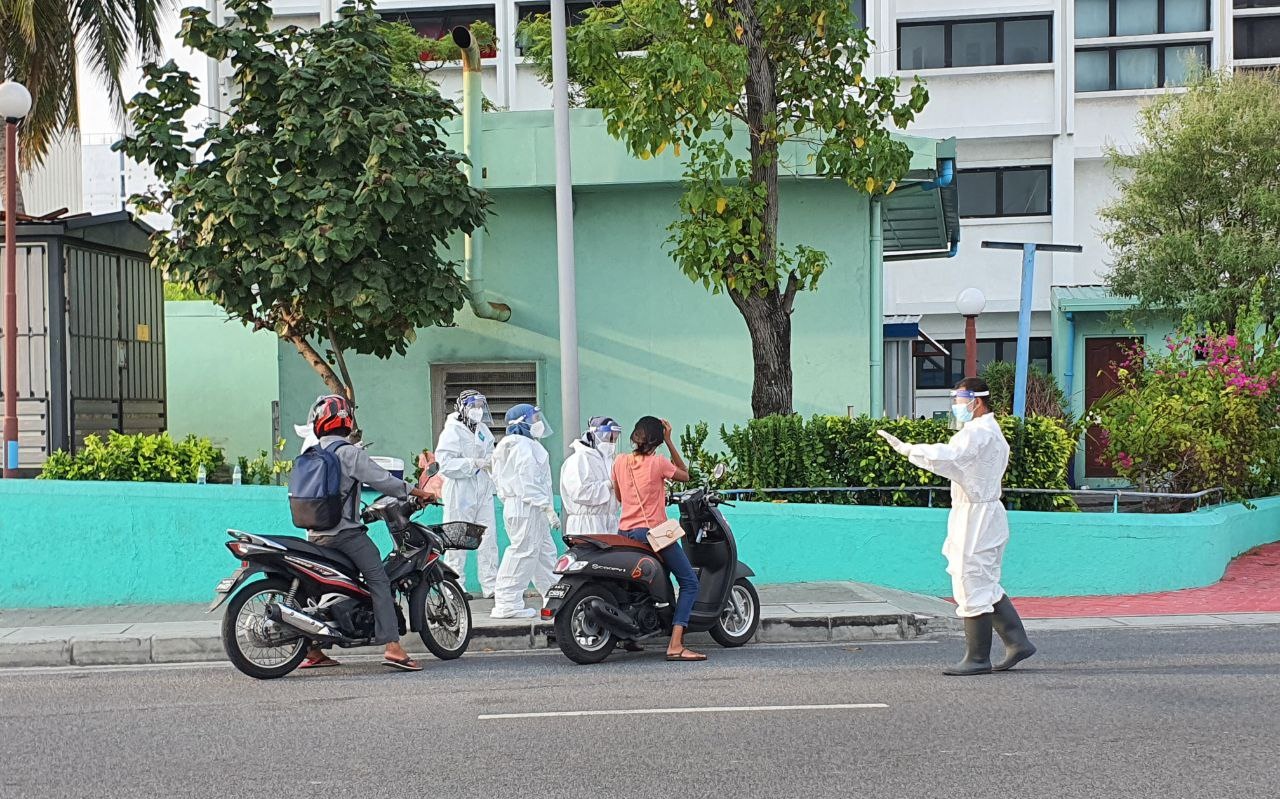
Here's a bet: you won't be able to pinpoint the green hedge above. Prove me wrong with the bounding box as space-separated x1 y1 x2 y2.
39 432 226 483
685 414 1076 511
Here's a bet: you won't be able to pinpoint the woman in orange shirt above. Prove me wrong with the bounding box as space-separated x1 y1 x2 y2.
611 416 705 662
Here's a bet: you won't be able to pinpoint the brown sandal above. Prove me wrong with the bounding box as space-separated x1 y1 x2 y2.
382 655 423 672
665 648 707 662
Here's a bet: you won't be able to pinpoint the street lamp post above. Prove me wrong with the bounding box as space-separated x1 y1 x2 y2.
981 241 1082 418
1 81 33 478
549 0 580 448
956 288 986 379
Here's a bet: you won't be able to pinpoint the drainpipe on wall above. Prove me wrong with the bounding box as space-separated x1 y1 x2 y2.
869 197 884 418
452 27 511 322
1063 311 1076 408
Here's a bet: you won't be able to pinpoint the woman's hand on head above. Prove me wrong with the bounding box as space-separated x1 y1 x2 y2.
661 419 673 441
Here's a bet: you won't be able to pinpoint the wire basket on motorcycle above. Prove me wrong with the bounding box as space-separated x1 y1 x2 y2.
428 521 486 550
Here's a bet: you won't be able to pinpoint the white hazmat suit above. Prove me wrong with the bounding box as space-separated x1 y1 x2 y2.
490 433 559 617
888 413 1011 618
434 416 499 596
559 439 620 535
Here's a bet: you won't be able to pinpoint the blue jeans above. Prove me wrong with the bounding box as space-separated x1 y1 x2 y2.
621 528 700 628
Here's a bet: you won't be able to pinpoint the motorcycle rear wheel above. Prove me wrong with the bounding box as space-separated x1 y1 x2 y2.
553 585 616 665
222 577 308 680
418 578 473 660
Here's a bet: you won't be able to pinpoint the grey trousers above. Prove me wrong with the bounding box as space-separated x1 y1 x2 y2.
313 531 399 646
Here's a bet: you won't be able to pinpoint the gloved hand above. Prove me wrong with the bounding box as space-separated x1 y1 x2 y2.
471 457 491 473
543 505 562 530
877 429 912 456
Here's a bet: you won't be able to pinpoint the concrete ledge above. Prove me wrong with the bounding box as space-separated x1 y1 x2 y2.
0 612 928 668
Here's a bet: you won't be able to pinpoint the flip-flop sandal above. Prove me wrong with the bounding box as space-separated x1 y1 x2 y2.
382 655 423 672
665 648 707 662
300 655 341 669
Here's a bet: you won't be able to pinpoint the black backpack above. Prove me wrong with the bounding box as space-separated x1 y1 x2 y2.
288 441 354 530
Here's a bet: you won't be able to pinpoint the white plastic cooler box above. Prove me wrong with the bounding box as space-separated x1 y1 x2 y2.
368 456 405 483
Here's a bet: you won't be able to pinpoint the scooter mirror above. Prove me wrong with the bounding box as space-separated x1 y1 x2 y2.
425 462 441 479
712 463 727 481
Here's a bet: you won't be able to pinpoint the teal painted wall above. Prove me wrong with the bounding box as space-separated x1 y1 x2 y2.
275 181 875 473
5 480 1279 608
165 301 280 461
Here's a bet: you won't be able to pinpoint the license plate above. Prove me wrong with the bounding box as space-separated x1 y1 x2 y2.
215 567 247 594
546 583 570 599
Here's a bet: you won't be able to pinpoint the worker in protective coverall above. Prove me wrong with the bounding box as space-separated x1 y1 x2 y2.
559 416 623 535
490 404 561 619
878 377 1037 676
435 390 500 600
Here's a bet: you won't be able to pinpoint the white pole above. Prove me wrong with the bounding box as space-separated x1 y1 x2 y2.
550 0 580 448
319 0 335 24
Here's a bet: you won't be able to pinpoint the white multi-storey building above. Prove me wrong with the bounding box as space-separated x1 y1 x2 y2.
24 0 1280 412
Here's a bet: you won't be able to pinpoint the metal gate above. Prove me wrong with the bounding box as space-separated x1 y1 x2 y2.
65 245 166 449
0 243 51 465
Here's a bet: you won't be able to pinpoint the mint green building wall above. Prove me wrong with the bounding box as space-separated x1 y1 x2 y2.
4 480 1278 608
275 180 875 470
165 301 280 461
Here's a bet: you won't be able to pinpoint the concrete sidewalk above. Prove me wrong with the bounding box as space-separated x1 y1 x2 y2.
0 582 959 668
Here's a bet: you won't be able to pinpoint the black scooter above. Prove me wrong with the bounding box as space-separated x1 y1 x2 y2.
210 466 480 679
544 465 761 664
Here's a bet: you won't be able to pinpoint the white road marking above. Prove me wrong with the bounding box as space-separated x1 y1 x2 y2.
478 703 888 720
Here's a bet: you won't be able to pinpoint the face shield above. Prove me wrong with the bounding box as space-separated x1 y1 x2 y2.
456 390 493 427
950 388 989 424
509 405 554 439
587 416 622 445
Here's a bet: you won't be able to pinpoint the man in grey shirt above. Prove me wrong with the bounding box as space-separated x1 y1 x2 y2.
303 395 433 672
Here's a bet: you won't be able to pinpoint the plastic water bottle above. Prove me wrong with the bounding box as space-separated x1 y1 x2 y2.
197 465 207 485
232 465 242 486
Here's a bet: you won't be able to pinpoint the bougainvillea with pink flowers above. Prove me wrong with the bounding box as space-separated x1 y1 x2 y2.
1092 317 1280 500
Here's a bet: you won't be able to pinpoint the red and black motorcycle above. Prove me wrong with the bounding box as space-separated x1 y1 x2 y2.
544 465 761 664
210 466 480 679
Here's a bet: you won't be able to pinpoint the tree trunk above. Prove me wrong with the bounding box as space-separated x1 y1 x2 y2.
286 332 349 401
728 0 793 418
731 289 794 417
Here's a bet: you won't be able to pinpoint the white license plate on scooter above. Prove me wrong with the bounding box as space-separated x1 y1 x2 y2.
546 583 570 600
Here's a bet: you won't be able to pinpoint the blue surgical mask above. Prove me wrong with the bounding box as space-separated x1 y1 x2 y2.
951 403 974 424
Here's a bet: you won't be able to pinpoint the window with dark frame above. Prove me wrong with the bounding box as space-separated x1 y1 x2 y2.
957 166 1051 218
897 15 1052 70
914 338 1053 390
515 1 620 55
1076 42 1209 91
381 7 500 58
1074 0 1210 39
1234 0 1280 9
1235 16 1280 60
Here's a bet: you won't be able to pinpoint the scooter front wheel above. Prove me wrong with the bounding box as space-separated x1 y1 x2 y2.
710 578 760 648
553 586 616 665
417 578 473 660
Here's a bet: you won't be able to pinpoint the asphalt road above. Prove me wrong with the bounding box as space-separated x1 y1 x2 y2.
1 626 1277 799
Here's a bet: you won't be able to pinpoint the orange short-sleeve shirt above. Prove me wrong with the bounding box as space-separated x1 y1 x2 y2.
613 453 677 531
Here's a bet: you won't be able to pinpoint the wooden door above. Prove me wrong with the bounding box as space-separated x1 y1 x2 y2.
1084 336 1141 478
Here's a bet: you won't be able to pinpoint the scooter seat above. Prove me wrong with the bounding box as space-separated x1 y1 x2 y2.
564 534 656 553
256 534 357 571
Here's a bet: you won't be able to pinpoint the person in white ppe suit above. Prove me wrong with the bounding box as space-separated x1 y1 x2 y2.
490 404 560 619
435 390 500 600
878 377 1037 676
560 416 623 535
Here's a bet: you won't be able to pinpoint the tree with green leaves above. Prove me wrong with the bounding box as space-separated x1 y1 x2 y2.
0 0 170 213
522 0 927 417
1103 68 1280 330
118 0 488 403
